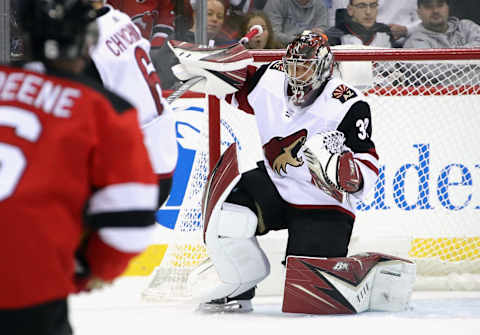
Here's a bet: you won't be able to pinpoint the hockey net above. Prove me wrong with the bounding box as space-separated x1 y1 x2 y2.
143 47 480 301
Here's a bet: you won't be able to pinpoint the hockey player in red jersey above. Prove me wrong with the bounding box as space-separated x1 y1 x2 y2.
0 1 160 333
170 32 415 314
88 0 177 206
107 0 193 47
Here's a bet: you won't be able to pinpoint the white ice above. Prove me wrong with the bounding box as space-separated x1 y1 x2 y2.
70 277 480 335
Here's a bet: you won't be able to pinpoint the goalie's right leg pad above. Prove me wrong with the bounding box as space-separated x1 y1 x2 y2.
190 202 270 303
282 253 415 315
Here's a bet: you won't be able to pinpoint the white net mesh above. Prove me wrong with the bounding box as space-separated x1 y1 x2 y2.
344 54 480 290
144 49 480 300
142 106 209 301
142 99 262 301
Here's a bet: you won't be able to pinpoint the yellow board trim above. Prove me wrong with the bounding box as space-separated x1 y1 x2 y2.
123 244 168 276
409 237 480 261
123 238 480 277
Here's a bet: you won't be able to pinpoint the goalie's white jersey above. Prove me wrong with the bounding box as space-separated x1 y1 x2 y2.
227 62 380 217
90 6 177 176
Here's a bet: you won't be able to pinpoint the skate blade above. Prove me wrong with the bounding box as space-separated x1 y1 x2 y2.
197 300 253 313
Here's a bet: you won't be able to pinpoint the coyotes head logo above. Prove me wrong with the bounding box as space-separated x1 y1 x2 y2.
263 129 308 175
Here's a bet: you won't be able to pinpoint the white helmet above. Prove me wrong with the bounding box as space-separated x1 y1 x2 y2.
283 31 334 108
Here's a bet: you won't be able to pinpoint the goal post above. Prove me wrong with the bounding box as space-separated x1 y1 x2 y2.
143 47 480 300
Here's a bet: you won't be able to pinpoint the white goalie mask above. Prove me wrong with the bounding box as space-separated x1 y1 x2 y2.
283 32 334 109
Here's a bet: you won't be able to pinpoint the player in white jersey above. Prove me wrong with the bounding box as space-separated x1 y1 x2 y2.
87 0 177 205
203 30 377 308
169 32 414 314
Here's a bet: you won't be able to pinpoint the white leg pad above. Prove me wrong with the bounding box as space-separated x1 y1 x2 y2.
369 260 416 312
192 203 270 302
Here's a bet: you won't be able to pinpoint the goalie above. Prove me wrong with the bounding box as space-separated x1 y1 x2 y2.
172 32 415 314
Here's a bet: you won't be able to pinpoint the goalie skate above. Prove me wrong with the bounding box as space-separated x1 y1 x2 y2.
198 298 253 313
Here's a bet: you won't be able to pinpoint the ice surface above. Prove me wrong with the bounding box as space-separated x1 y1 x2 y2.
70 277 480 335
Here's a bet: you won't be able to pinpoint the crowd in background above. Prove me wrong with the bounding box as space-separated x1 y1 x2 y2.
9 0 480 86
11 0 480 54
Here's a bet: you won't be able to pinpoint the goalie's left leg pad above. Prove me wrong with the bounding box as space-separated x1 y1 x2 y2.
282 253 415 315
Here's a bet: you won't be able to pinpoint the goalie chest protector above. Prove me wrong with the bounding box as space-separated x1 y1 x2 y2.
243 62 370 214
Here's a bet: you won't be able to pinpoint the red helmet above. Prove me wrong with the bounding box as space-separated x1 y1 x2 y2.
283 31 334 107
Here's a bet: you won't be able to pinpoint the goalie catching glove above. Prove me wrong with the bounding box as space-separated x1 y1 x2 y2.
167 40 253 97
303 131 363 201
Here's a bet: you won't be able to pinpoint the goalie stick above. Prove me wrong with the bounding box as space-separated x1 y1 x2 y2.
142 75 206 130
166 75 206 104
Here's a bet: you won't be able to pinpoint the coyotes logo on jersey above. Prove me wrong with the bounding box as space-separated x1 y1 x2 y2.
263 129 307 175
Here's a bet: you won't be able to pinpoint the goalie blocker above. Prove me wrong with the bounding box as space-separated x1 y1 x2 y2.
283 253 416 315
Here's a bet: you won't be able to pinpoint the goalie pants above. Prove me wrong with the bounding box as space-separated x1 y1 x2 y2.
226 162 354 259
0 298 72 335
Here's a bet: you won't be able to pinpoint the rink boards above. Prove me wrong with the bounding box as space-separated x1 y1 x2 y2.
124 93 480 282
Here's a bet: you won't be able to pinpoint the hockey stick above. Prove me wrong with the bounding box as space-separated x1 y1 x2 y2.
142 76 205 130
166 75 206 104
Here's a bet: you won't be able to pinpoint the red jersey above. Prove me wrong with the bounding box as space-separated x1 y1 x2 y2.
0 64 158 308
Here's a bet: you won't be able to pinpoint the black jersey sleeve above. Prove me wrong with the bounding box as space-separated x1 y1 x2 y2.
337 101 376 155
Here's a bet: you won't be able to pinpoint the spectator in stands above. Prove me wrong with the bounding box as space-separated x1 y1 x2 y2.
264 0 328 47
404 0 480 49
252 0 268 10
377 0 420 45
189 0 271 42
191 0 262 39
449 0 480 26
329 0 420 46
192 0 255 14
326 0 394 47
152 0 236 89
240 11 282 49
188 0 235 46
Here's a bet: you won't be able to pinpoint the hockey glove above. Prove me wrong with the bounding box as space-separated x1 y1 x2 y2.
303 131 363 202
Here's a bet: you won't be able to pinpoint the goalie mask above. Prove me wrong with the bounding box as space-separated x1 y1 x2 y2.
283 31 334 108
